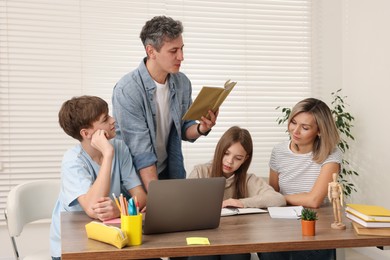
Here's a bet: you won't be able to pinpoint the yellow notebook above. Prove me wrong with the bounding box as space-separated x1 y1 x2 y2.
346 204 390 222
182 80 236 121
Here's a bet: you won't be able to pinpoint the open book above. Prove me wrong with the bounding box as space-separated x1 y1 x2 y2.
182 80 236 121
221 207 267 217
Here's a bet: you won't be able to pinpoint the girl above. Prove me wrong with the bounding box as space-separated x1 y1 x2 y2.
188 126 286 260
189 126 285 209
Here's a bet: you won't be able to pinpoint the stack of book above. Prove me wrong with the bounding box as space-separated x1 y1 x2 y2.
345 203 390 236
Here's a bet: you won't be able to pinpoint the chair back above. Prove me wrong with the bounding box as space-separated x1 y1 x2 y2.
5 179 60 259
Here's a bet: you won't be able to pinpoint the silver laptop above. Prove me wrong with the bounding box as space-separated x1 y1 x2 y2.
143 177 226 235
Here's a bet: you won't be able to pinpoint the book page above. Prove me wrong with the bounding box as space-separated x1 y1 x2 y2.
221 208 239 216
267 206 303 219
237 208 268 214
211 80 236 111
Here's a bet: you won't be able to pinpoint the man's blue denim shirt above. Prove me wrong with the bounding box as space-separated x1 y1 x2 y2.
112 58 197 179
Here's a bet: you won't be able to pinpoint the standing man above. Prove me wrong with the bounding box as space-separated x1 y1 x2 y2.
112 16 217 191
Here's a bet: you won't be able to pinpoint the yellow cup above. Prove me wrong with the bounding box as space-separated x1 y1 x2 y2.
121 214 143 246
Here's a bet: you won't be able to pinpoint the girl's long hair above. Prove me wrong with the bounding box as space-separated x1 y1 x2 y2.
210 126 253 198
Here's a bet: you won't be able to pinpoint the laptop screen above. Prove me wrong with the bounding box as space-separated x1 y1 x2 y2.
143 177 226 235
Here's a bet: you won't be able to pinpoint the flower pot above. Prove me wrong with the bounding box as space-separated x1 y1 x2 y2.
301 220 316 236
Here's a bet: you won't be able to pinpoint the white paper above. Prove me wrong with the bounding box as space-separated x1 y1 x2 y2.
267 206 304 219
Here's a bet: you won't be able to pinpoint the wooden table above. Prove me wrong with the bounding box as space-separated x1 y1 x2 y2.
61 207 390 259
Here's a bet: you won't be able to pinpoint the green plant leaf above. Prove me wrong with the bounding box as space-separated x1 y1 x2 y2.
301 208 318 221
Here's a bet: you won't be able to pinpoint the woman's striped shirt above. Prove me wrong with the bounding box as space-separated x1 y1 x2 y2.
270 140 342 196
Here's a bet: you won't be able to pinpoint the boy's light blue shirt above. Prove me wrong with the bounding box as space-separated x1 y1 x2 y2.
112 58 197 179
49 139 141 257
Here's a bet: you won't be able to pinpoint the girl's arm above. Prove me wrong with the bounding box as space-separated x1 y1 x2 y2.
235 174 286 208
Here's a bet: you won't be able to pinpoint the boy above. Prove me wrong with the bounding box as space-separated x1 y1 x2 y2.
50 96 146 259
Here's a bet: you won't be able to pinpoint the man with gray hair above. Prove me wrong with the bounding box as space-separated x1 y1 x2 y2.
112 16 218 192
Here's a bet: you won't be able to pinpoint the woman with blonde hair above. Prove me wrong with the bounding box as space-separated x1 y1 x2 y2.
259 98 342 260
269 97 341 209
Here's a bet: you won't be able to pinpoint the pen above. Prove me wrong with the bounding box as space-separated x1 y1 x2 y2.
119 193 127 216
112 193 121 212
134 195 139 215
128 198 136 216
123 194 129 216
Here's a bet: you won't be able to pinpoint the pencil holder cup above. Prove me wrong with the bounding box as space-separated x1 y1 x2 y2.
121 214 143 246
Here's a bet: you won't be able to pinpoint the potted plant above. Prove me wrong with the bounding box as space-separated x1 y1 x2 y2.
301 208 318 236
276 89 358 197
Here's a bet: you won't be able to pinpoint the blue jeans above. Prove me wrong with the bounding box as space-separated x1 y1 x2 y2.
258 249 335 260
188 253 251 260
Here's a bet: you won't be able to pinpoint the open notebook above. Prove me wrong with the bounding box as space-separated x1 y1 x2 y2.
143 177 226 235
221 207 267 217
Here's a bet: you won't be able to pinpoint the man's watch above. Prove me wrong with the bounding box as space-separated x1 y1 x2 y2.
197 123 211 136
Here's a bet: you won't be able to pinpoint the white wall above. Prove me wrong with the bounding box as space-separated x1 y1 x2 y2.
2 0 390 259
341 0 390 207
320 0 390 205
320 0 390 257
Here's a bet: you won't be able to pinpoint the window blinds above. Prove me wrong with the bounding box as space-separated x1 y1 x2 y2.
0 0 311 224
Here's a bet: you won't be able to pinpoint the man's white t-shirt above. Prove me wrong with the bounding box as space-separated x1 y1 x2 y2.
154 80 172 174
